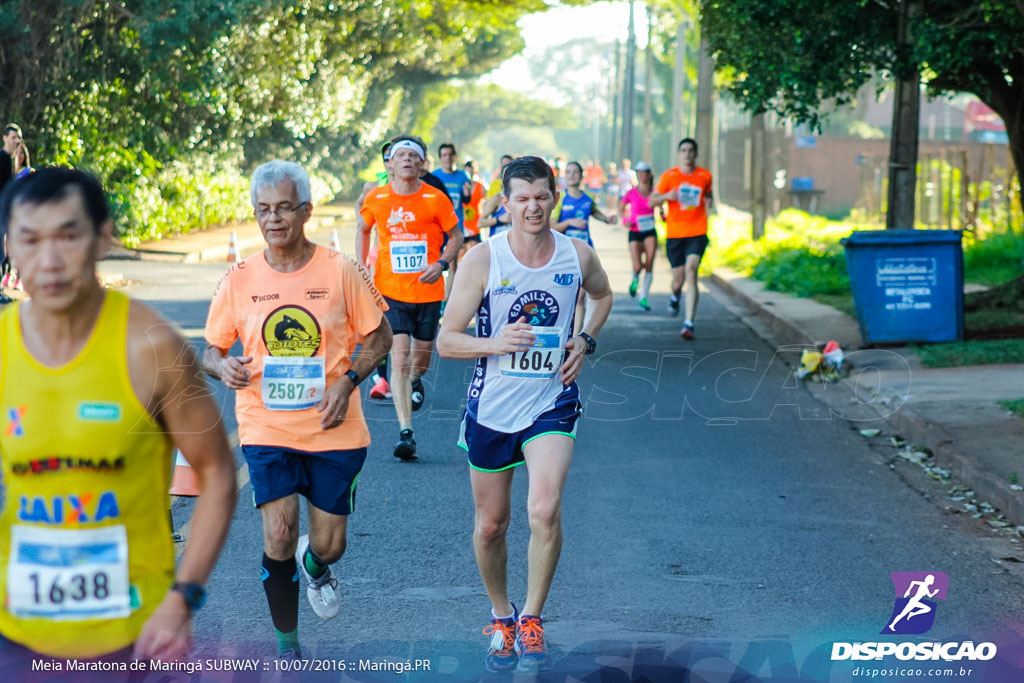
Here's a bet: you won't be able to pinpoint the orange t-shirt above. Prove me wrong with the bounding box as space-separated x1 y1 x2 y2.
360 182 458 303
204 245 386 451
657 166 713 238
464 181 485 237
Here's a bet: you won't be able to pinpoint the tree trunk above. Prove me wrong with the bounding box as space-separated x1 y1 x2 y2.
751 113 767 239
886 0 921 229
695 28 714 163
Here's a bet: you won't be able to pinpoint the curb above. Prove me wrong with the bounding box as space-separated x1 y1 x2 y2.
712 268 1024 527
876 404 1024 526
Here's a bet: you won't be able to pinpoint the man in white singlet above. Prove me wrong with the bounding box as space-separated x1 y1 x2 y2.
437 156 612 674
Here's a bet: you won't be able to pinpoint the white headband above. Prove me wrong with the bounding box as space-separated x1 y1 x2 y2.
389 139 425 160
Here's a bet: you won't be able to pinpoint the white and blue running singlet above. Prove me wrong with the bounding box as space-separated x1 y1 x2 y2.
467 231 582 433
558 191 596 246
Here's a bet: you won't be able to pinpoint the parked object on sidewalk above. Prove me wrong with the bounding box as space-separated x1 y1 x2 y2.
842 229 964 344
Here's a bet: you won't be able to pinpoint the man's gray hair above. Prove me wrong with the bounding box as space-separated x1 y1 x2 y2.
250 161 311 206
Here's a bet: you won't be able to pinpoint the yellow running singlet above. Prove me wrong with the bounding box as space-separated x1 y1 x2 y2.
0 290 174 658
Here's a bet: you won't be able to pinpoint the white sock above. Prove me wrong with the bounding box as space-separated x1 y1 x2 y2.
683 319 694 327
641 271 653 299
492 607 515 621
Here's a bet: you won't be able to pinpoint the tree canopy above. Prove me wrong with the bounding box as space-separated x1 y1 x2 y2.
0 0 575 244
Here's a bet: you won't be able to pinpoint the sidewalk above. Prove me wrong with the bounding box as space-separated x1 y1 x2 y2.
709 267 1024 527
111 204 356 263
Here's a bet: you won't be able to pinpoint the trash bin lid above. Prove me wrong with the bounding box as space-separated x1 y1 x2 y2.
841 229 962 246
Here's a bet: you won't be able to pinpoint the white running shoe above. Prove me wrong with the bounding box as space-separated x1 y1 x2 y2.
295 534 340 619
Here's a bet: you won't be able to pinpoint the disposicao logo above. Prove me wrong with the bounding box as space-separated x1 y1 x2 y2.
882 571 947 635
830 571 996 663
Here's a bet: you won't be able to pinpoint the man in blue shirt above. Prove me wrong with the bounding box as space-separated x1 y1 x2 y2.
431 143 473 308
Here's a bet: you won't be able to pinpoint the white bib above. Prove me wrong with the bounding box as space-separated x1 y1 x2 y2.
261 356 326 410
390 240 428 273
7 525 131 621
498 326 563 379
636 214 656 232
677 183 702 208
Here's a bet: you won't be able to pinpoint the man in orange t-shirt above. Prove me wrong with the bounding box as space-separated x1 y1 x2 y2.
360 135 462 462
650 138 714 340
204 161 392 657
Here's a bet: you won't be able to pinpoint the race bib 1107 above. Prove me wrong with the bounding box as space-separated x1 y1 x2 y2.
389 240 428 273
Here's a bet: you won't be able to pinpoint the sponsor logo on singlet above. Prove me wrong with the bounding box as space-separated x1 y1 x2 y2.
305 288 330 300
261 305 322 357
18 491 121 525
508 290 560 326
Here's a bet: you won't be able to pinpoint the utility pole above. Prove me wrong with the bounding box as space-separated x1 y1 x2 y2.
621 1 637 163
611 39 624 163
751 112 767 239
642 3 654 163
671 20 686 146
886 0 921 229
695 25 714 163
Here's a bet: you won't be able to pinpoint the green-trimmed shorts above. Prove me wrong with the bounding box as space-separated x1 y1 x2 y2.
458 401 581 472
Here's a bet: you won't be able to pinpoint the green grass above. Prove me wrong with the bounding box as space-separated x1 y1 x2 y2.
999 398 1024 418
911 340 1024 368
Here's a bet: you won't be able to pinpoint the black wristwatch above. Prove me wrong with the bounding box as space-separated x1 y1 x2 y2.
171 582 207 612
437 259 450 272
579 332 597 355
345 369 361 385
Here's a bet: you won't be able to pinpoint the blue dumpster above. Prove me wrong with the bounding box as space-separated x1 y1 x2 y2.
841 230 964 344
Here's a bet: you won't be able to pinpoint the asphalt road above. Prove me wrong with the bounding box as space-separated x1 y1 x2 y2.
87 227 1024 682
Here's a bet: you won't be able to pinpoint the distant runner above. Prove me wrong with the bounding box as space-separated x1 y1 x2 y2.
360 136 462 461
649 138 713 340
620 161 658 311
552 161 617 333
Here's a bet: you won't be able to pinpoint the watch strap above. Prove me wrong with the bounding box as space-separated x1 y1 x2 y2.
345 369 361 385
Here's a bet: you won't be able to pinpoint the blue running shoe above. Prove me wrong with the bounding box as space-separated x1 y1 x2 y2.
483 603 519 673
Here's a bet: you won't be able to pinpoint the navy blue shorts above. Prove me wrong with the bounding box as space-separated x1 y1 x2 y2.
242 445 366 515
458 401 581 472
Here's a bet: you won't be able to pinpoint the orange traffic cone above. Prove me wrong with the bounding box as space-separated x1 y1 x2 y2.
10 270 22 291
169 449 201 496
226 230 239 262
330 228 341 252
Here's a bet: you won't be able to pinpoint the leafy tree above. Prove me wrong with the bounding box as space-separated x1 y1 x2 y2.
0 0 569 244
701 0 1024 217
431 84 575 151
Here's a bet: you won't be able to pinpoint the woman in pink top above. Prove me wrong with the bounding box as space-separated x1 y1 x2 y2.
619 161 659 310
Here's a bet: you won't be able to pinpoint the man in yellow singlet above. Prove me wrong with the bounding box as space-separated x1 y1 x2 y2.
0 168 237 671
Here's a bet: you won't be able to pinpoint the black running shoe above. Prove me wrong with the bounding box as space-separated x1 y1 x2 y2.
411 377 425 411
394 429 418 462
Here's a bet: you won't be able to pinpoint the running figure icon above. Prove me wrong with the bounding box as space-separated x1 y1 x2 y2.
888 574 939 632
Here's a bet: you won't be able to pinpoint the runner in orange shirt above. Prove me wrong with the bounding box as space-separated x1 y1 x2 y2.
360 136 462 461
204 161 392 659
649 138 714 340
